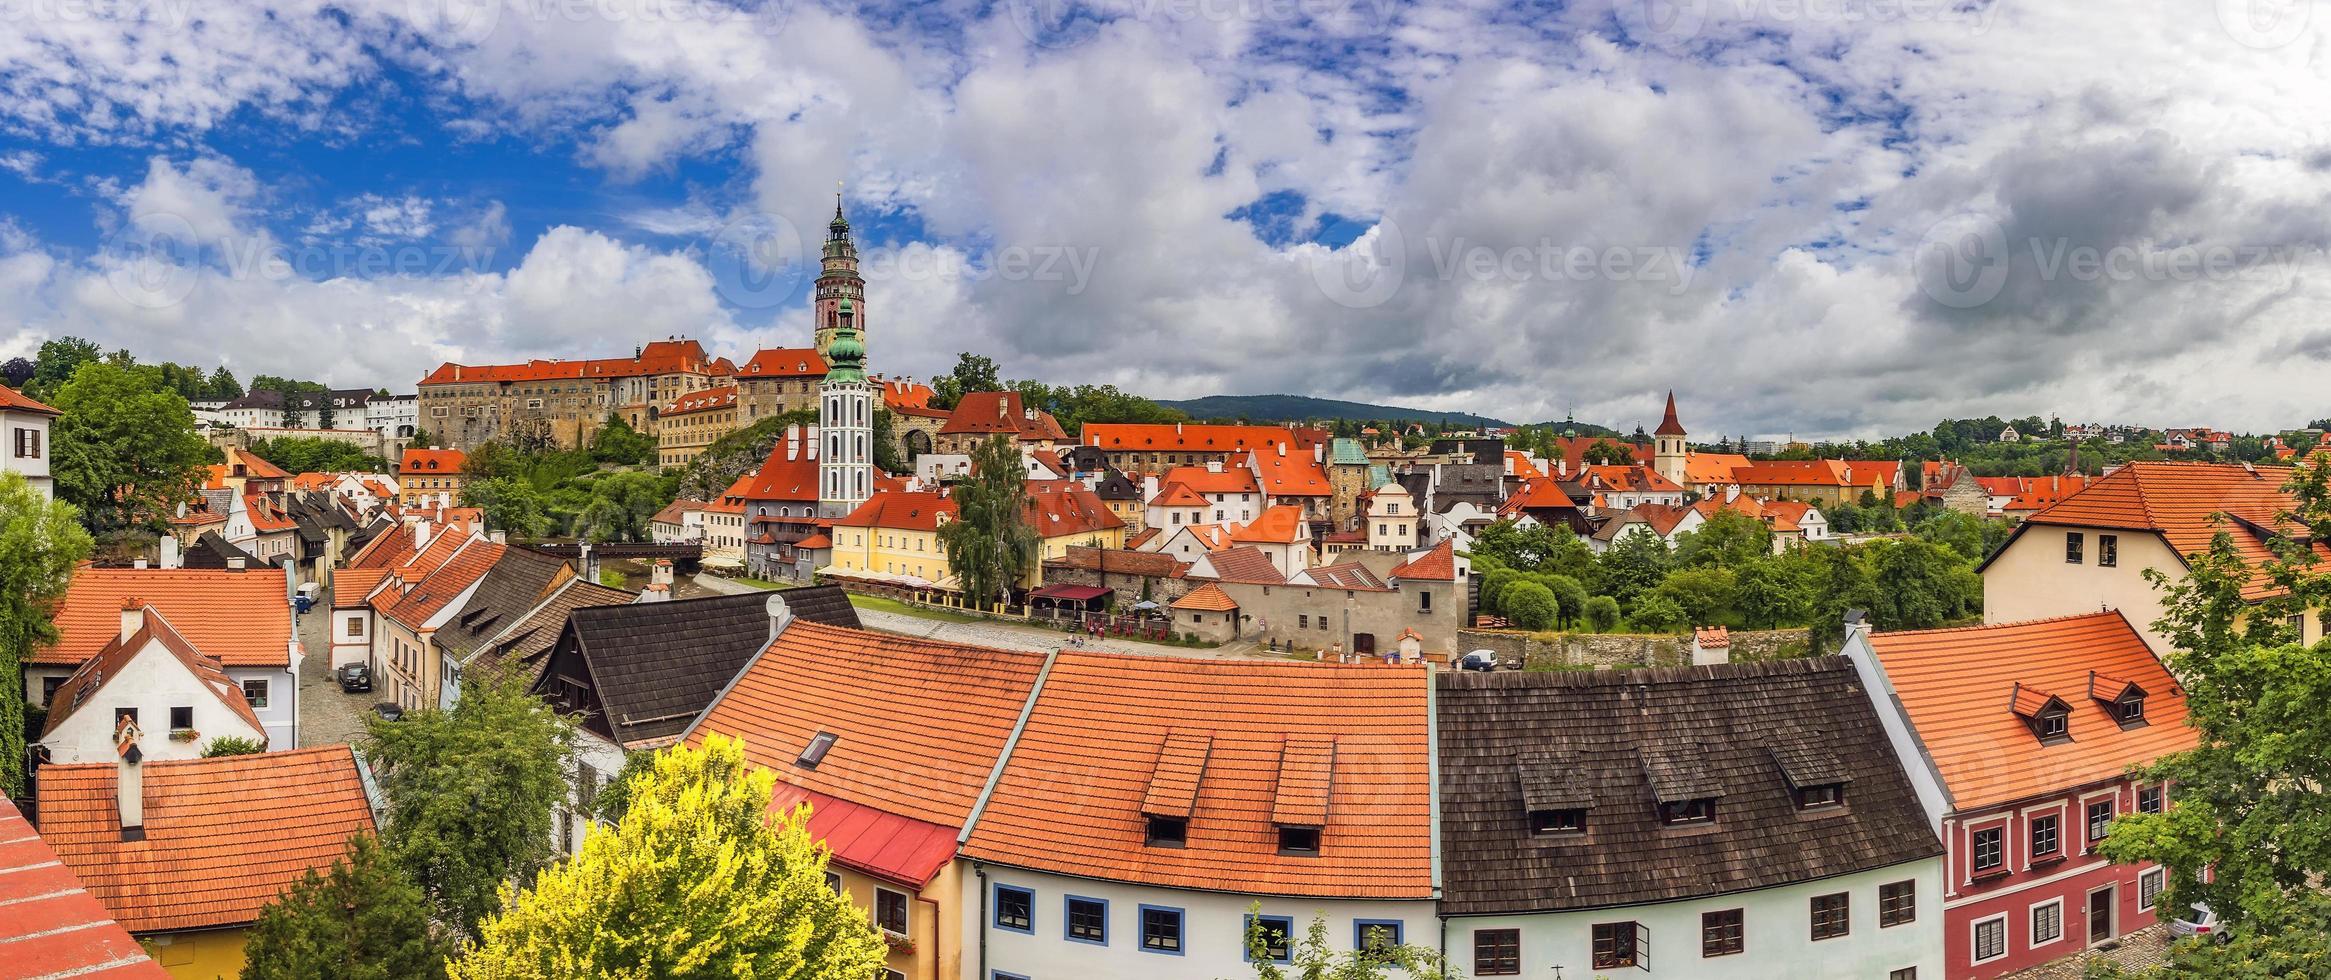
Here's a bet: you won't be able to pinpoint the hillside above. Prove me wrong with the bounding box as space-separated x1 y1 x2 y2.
1159 394 1511 427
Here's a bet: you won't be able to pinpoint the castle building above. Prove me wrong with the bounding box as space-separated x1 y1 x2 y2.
1653 390 1689 489
814 197 865 359
819 306 875 519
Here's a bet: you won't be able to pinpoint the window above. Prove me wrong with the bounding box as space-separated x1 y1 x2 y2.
2099 534 2118 567
1246 915 1293 963
1659 798 1716 825
1973 826 2005 872
2032 899 2063 945
796 732 838 769
1277 825 1320 855
2066 532 2085 564
1355 921 1403 961
40 676 62 706
1797 783 1845 809
2036 709 2069 743
1473 928 1520 976
1529 808 1586 835
1811 892 1850 940
1891 970 1918 980
2087 799 2115 847
1702 909 1744 957
1298 614 1309 629
823 871 842 895
241 679 269 709
2116 695 2147 725
1419 590 1431 613
14 427 41 458
1146 815 1187 847
1066 896 1107 945
993 884 1033 934
1880 880 1917 927
2138 785 2164 814
1139 905 1183 954
2140 868 2164 910
2032 814 2060 858
1590 922 1639 970
168 706 193 731
875 888 908 936
1973 916 2008 963
344 617 362 637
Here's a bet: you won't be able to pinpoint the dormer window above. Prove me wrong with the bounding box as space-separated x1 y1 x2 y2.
2116 696 2145 724
1796 783 1846 810
1145 816 1187 847
1529 808 1587 835
1276 825 1320 855
2011 684 2073 745
1659 799 1717 825
2090 672 2149 730
2035 709 2069 743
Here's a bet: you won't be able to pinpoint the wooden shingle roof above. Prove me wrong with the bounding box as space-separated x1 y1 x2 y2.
551 589 854 748
1436 657 1939 915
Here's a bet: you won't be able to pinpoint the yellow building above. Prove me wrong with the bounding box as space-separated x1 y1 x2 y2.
655 384 742 468
398 447 468 508
828 484 1126 594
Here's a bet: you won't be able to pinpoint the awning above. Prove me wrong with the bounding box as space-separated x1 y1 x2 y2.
1029 584 1112 602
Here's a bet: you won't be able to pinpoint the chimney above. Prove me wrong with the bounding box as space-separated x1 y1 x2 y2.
1690 626 1731 666
226 557 247 572
1175 422 1184 435
116 718 145 840
765 593 793 645
133 558 148 569
119 598 146 641
1276 442 1286 458
652 559 673 587
158 534 181 569
413 521 432 554
1841 608 1871 644
489 530 507 544
638 582 670 603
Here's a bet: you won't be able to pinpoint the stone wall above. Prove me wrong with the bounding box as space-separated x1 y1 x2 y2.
1457 626 1815 670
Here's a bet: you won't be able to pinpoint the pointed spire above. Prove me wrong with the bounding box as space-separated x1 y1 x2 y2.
1654 390 1687 437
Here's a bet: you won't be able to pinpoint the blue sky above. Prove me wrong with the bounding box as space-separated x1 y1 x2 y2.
1 0 2328 437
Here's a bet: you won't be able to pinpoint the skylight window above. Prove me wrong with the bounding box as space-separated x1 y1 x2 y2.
796 732 838 769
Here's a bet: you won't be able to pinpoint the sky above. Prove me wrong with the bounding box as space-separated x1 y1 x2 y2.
1 0 2328 439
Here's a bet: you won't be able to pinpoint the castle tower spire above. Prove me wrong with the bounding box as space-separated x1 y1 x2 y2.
814 189 864 359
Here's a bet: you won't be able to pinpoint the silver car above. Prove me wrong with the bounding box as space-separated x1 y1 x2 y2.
2167 904 2226 943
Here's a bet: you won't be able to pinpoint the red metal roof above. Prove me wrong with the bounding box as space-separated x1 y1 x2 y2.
771 783 959 887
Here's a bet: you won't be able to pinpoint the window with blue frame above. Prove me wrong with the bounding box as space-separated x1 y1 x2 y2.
993 884 1034 934
1140 905 1185 954
1356 920 1405 962
1066 895 1108 945
992 973 1030 980
1245 914 1295 963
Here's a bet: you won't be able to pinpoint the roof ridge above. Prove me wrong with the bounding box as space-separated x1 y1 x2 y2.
1870 609 2125 638
1440 654 1850 689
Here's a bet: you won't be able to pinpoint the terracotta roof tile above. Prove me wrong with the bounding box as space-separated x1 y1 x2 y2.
1252 452 1331 496
1199 545 1285 584
832 490 955 531
1159 465 1260 496
1084 424 1295 453
1388 540 1458 581
1730 459 1856 488
1170 582 1238 611
737 348 827 377
0 384 60 416
35 747 377 933
397 448 466 476
379 540 504 631
1148 483 1207 507
960 653 1433 898
1863 611 2198 811
0 798 167 977
938 392 1067 442
1022 483 1124 538
662 384 739 416
419 339 715 386
40 608 264 741
37 568 292 669
1229 504 1307 545
2017 461 2327 600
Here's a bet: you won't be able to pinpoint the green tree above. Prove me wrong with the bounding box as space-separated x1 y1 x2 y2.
1673 509 1772 569
27 335 101 401
367 677 576 941
1868 539 1976 630
1654 566 1737 627
1477 568 1520 614
248 436 386 474
200 735 266 757
206 366 243 400
409 426 437 449
49 361 212 530
589 414 657 467
1733 555 1811 629
1538 573 1588 629
1239 906 1453 980
460 478 552 540
1593 530 1672 604
935 435 1038 609
573 471 669 543
1501 581 1558 631
1912 509 1989 562
242 834 452 980
1806 547 1884 651
0 474 93 796
1582 594 1622 632
870 407 904 474
449 735 887 980
1467 520 1571 573
1627 593 1688 633
929 352 1001 410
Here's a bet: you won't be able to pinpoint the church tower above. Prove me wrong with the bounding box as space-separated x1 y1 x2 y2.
819 305 874 519
814 196 865 359
1653 390 1689 487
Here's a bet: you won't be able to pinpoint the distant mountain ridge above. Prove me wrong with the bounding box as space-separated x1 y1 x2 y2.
1159 394 1512 427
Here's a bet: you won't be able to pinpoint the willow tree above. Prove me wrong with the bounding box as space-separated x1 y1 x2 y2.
935 434 1038 610
449 735 886 980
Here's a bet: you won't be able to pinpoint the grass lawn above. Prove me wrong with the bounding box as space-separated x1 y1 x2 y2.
727 575 798 591
845 594 985 624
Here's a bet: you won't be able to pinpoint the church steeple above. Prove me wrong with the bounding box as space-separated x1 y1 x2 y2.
815 189 864 359
1653 391 1689 488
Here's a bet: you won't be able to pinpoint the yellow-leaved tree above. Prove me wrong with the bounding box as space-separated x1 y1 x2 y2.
448 734 887 979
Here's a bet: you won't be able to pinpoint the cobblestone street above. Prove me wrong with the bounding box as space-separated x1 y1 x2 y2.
1999 925 2172 979
295 598 375 748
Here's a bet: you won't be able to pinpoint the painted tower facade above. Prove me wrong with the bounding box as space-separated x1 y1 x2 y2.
819 304 874 519
1653 390 1689 488
814 197 864 359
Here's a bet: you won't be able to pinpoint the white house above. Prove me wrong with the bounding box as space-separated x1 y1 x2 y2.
959 653 1438 980
1588 502 1702 554
1434 658 1945 980
1365 482 1417 551
1 385 58 499
35 604 271 764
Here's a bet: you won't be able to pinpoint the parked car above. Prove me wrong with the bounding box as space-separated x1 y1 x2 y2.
1458 650 1500 672
337 663 372 693
372 702 404 723
2168 904 2227 943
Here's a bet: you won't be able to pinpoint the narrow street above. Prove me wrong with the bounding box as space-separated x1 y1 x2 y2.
295 597 374 748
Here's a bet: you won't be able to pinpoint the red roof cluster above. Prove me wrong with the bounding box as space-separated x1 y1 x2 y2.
0 798 167 977
737 347 827 377
2017 461 2329 600
1084 423 1295 452
937 391 1067 442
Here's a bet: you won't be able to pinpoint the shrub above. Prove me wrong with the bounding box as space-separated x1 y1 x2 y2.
1501 582 1559 632
1627 594 1689 633
1582 595 1622 632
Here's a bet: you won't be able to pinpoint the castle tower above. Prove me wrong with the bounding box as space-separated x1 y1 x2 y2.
818 306 875 519
1653 390 1688 488
813 196 864 359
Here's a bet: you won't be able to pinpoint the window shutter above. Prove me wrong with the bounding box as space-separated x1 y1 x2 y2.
1636 922 1651 971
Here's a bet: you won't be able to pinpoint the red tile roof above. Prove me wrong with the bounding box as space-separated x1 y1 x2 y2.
35 746 377 933
224 448 289 480
38 568 292 668
1388 539 1459 581
40 607 265 741
1159 465 1261 496
737 348 827 377
1730 459 1856 488
1251 451 1331 496
0 384 60 416
332 567 390 609
1170 582 1239 611
2016 461 2328 600
1229 504 1308 545
1580 464 1684 494
398 448 467 476
688 620 1048 834
1084 423 1295 453
1502 476 1577 513
938 391 1067 442
1977 474 2092 513
832 490 956 531
1863 611 2198 811
0 797 168 977
879 379 948 419
378 540 504 631
419 339 716 385
1654 391 1686 437
959 653 1434 898
1199 545 1286 584
1023 483 1124 539
662 384 739 417
1148 483 1207 507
